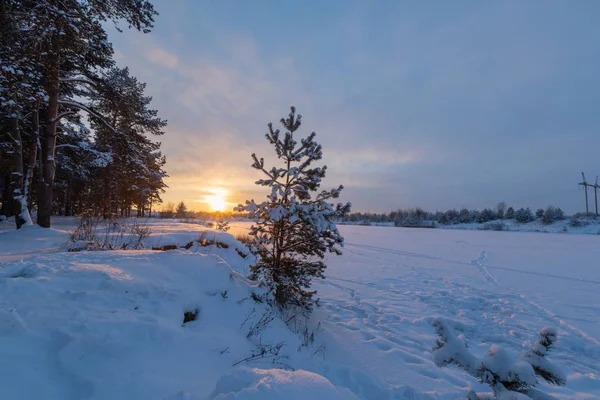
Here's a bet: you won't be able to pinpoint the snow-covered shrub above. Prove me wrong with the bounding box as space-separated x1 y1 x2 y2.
443 209 460 224
216 216 230 232
478 208 497 223
236 106 351 310
542 207 564 225
515 208 535 223
569 216 587 227
535 209 545 219
68 213 152 251
432 319 567 399
483 222 506 231
126 219 152 249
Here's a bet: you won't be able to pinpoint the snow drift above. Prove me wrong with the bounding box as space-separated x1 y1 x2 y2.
0 224 347 399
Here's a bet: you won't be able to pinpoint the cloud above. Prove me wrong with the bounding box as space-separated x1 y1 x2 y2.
139 39 179 68
108 1 600 213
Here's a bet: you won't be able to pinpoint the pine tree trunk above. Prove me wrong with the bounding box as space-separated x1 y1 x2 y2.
30 134 42 211
23 104 39 219
38 50 60 228
9 114 24 228
64 181 71 216
9 94 31 229
1 175 11 216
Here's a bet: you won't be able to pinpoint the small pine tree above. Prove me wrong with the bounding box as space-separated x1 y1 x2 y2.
515 207 535 223
542 206 564 225
536 208 545 219
432 319 567 399
236 106 351 310
505 207 515 219
479 208 496 223
175 201 188 218
459 208 472 223
215 214 230 232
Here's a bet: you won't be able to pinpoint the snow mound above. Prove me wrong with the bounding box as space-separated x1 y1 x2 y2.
0 247 308 399
211 367 360 399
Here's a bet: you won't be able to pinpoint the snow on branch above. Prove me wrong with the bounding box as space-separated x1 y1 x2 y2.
56 99 121 135
58 77 98 87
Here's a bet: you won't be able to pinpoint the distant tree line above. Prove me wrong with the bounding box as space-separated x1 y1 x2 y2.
158 201 247 220
338 202 566 227
0 0 164 229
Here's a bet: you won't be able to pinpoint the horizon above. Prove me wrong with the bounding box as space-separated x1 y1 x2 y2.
107 1 600 214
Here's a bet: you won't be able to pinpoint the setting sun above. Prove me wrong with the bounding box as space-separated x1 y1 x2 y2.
201 187 229 212
207 195 226 212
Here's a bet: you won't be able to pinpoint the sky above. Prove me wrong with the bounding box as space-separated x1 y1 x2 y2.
109 0 600 213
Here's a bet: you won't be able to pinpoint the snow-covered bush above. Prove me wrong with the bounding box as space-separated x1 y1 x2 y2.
542 207 564 225
483 222 506 231
535 209 545 219
68 212 152 251
569 216 587 227
515 208 535 223
216 215 230 232
432 318 567 399
236 106 351 310
444 209 460 224
478 208 497 223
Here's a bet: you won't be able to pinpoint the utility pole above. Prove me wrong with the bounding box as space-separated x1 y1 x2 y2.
579 172 590 214
594 176 599 217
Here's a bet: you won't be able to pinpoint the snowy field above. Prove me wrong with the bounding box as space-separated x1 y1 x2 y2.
0 218 599 399
338 217 600 236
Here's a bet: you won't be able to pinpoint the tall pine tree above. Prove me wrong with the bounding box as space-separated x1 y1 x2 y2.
30 0 157 227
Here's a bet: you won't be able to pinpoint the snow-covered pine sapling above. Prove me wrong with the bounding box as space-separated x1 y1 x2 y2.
432 319 567 399
215 214 230 232
236 106 351 310
521 328 567 387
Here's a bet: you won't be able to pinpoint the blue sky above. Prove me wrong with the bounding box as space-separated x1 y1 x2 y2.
109 1 600 213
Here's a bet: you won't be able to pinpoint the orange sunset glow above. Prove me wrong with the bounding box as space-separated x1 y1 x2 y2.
199 188 230 212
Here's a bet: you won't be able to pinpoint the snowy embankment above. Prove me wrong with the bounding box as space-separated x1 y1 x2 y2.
1 218 599 399
0 218 356 400
438 217 600 235
340 216 600 235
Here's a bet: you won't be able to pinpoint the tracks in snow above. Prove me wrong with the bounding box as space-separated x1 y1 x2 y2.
318 243 600 393
470 251 499 286
345 243 600 286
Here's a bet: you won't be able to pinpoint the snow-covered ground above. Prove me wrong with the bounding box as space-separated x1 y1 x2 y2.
439 217 600 235
339 217 600 236
1 218 599 399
